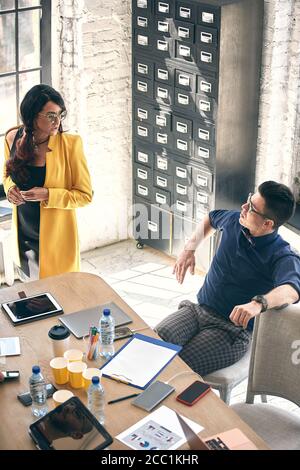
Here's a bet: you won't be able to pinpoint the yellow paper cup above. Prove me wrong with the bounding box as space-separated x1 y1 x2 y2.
53 389 74 407
82 368 102 391
64 349 84 362
50 357 69 385
68 361 87 389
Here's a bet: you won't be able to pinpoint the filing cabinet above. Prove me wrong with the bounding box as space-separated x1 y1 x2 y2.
132 0 263 270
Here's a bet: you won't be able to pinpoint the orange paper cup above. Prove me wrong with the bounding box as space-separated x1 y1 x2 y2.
50 357 69 385
67 361 87 389
82 368 102 391
64 349 84 362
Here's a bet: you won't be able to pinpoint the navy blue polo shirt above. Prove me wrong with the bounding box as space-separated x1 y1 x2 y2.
197 210 300 330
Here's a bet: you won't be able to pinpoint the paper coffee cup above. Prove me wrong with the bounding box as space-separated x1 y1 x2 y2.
53 389 74 407
48 325 70 357
82 368 102 391
50 357 69 385
67 361 87 389
64 349 84 362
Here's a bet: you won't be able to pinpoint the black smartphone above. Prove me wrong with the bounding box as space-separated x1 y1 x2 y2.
17 383 57 406
176 380 211 406
114 326 133 341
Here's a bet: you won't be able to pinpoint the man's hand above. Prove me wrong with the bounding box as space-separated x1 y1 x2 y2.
7 186 25 206
229 301 262 329
20 187 49 202
173 249 196 284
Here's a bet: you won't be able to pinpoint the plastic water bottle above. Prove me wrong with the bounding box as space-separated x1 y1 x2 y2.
87 376 105 425
29 365 48 418
99 308 115 360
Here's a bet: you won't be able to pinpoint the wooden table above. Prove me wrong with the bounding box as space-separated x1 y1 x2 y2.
0 272 268 450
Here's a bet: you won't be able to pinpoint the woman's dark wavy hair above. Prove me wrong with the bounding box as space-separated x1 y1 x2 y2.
6 84 66 183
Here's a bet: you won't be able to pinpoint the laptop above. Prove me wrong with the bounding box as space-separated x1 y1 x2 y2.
59 302 132 339
175 411 257 450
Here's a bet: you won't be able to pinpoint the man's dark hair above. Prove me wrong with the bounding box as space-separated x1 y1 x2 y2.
258 180 296 228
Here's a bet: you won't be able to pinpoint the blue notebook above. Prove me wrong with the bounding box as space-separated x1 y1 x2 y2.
100 333 182 390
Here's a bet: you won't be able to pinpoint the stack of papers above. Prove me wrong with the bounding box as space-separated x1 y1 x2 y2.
0 337 20 356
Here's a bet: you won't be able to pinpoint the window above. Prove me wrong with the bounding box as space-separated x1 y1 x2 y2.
0 0 51 190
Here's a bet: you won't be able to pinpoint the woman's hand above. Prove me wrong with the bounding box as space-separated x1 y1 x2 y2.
20 187 49 202
7 186 25 206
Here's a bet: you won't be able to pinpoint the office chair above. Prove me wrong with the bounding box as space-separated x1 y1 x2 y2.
231 305 300 450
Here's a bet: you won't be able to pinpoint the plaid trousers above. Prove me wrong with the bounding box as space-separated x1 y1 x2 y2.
155 300 251 376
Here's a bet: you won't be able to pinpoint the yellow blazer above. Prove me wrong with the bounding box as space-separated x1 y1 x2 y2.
3 132 93 278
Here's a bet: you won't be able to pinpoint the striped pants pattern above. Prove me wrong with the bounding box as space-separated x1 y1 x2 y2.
155 300 251 376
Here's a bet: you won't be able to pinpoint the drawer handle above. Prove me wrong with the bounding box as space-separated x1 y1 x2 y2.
176 167 187 178
156 193 167 204
137 108 148 120
148 221 158 232
137 16 148 28
198 129 210 140
180 6 191 18
157 157 168 170
137 168 148 179
198 147 210 159
137 34 148 46
197 192 208 204
178 93 189 105
177 139 188 151
157 69 169 80
200 32 213 43
178 73 190 86
137 81 148 92
199 100 211 112
176 184 187 195
157 133 168 144
156 115 167 127
200 80 212 93
137 184 148 196
202 11 214 24
201 51 213 63
137 151 149 163
157 176 167 187
137 126 148 137
176 200 187 211
176 122 188 133
178 26 190 38
137 63 148 75
197 175 208 187
158 2 169 13
196 208 207 220
157 87 168 98
158 20 169 32
179 44 191 57
137 0 148 8
157 40 168 51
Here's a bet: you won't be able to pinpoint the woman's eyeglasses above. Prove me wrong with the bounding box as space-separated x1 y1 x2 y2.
246 193 273 221
38 110 67 123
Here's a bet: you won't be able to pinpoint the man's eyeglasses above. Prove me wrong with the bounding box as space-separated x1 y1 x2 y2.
246 193 273 221
39 110 67 124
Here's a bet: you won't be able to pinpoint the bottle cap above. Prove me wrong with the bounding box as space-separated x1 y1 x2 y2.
32 365 40 374
92 376 100 384
48 324 70 340
103 308 111 316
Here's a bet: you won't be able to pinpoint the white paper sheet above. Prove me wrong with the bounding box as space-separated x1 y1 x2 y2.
117 405 204 450
0 337 20 356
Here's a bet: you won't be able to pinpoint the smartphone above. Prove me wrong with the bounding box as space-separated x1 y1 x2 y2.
17 383 57 406
114 326 133 341
132 380 175 411
176 380 211 406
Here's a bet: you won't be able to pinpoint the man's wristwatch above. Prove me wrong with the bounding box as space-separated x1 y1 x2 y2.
251 295 268 312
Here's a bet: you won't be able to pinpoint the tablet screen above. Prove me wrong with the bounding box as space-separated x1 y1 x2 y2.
6 294 59 319
31 398 112 450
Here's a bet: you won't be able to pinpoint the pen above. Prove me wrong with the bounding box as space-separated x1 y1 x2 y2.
108 393 140 404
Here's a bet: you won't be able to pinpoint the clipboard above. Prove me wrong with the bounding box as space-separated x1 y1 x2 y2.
100 333 182 390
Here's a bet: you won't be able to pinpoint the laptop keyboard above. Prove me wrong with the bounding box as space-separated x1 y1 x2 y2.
206 437 230 450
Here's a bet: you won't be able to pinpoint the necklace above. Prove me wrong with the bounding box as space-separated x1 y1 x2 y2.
33 137 49 150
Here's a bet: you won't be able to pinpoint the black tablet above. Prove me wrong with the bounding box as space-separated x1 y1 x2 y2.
1 292 63 325
29 397 113 450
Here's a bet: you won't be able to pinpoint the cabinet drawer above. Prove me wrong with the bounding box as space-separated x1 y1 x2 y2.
173 197 193 219
175 69 196 92
134 163 153 183
174 136 193 157
193 142 215 165
198 5 220 29
193 119 215 146
194 189 210 208
174 88 195 112
155 0 175 17
154 129 173 148
154 170 173 191
152 187 172 208
134 180 153 202
134 121 154 143
195 93 216 121
155 62 174 85
173 114 193 138
193 167 213 193
155 17 173 36
155 82 173 106
134 29 153 53
154 36 174 59
196 72 217 97
194 203 209 223
135 0 152 13
153 108 172 130
154 151 171 173
134 56 154 79
173 20 194 42
175 41 195 64
134 76 154 99
172 160 192 185
134 145 154 168
176 1 197 23
196 25 218 47
134 101 154 123
196 45 219 72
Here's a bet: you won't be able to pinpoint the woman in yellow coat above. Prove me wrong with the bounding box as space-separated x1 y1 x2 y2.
3 84 92 279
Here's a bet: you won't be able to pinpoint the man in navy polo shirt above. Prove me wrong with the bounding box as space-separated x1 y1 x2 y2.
156 181 300 376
